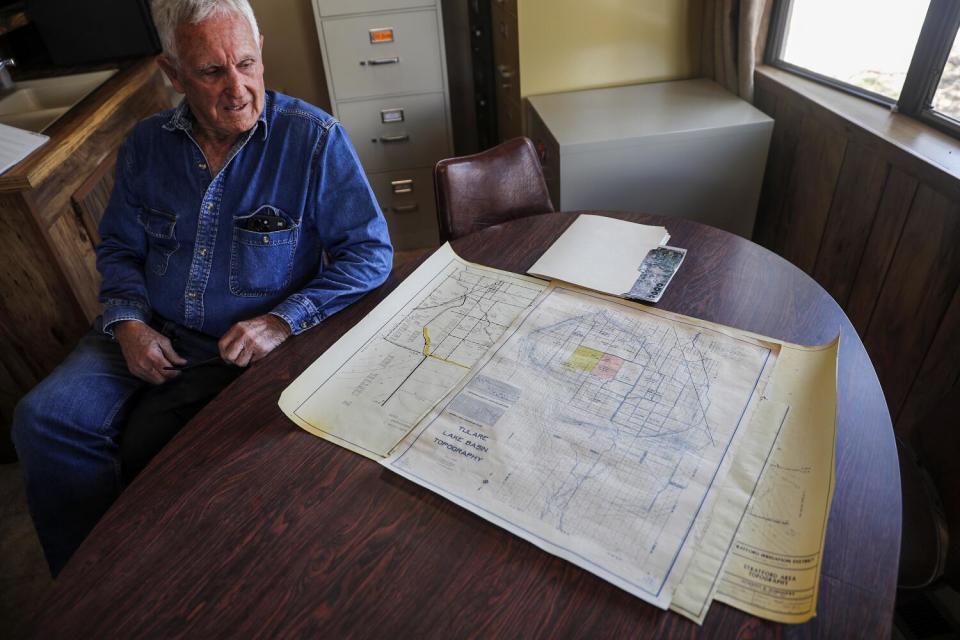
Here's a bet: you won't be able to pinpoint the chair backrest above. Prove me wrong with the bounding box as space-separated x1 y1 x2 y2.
434 136 555 241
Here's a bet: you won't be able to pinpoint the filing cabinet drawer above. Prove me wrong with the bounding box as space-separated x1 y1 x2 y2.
322 10 444 100
339 93 450 174
369 168 439 249
316 0 432 17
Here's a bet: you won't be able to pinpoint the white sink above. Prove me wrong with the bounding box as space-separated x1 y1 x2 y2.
0 69 118 132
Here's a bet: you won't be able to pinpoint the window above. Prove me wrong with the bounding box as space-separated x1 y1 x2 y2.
768 0 960 138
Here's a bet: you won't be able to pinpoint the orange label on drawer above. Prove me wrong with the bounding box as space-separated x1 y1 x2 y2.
369 28 394 44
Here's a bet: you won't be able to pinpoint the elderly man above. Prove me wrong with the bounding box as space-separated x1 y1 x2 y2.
12 0 392 576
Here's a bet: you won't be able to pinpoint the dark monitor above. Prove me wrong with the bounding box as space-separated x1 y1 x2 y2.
25 0 161 65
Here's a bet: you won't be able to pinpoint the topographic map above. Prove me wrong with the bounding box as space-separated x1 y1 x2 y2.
279 244 547 458
280 241 836 623
385 284 777 608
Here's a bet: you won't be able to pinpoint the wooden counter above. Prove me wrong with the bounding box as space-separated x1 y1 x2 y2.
0 57 170 459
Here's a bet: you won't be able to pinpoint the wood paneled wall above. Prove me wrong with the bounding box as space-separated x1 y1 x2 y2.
752 70 960 442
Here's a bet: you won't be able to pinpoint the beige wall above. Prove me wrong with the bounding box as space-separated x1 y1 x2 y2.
248 0 699 111
249 0 331 112
518 0 700 97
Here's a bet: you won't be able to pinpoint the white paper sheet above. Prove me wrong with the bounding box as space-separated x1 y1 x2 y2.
527 214 669 296
0 123 47 175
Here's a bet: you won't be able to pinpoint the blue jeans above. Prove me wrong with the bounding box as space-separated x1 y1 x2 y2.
12 317 230 576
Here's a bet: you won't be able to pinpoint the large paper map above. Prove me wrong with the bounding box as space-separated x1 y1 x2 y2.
280 242 838 624
383 284 778 608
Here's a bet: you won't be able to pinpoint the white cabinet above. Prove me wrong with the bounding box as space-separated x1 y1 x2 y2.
312 0 453 248
525 79 774 238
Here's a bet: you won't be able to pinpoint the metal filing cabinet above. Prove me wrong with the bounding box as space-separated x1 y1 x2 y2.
526 79 774 238
312 0 453 248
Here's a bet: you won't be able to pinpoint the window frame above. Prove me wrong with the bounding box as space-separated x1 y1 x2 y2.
767 0 960 139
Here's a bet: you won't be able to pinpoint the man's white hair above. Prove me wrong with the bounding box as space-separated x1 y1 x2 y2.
150 0 260 62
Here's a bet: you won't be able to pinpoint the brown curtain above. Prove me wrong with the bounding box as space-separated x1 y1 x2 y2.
700 0 774 101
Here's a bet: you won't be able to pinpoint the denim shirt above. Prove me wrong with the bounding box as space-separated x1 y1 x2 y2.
96 91 393 338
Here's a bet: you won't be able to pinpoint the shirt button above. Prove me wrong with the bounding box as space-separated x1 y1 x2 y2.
199 248 208 256
188 292 197 299
206 202 214 210
262 235 270 244
198 163 207 170
300 321 309 329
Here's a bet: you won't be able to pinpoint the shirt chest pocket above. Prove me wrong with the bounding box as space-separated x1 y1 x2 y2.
136 208 179 276
230 205 300 296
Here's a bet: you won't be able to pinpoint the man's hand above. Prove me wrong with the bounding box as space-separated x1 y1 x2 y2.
114 320 187 385
219 314 292 367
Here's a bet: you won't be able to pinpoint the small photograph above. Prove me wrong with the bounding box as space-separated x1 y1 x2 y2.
626 246 687 303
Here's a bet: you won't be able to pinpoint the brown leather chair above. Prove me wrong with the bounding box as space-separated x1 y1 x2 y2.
434 136 555 241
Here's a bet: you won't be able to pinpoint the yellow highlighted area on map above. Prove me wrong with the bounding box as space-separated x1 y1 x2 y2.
423 327 431 356
567 345 604 372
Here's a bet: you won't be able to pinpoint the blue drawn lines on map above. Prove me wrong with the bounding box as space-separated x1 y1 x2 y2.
513 425 703 550
392 289 771 595
520 309 719 452
487 306 729 572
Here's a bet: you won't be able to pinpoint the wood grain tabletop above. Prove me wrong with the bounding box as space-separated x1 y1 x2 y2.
30 211 900 639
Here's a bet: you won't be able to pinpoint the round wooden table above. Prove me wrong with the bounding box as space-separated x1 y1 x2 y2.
32 212 900 639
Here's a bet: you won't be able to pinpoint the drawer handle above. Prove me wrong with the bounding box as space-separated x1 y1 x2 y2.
497 65 514 79
362 56 400 66
391 204 419 213
391 179 414 194
379 134 410 143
